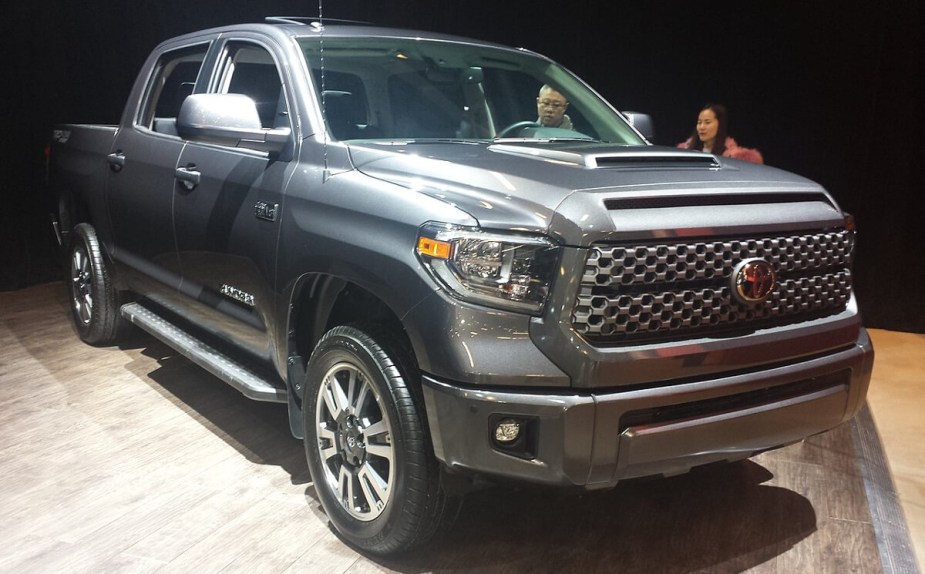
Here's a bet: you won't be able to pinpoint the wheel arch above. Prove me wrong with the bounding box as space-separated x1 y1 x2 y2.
286 274 415 399
54 187 92 249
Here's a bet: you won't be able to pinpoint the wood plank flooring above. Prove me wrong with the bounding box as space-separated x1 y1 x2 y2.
866 328 925 572
0 282 905 573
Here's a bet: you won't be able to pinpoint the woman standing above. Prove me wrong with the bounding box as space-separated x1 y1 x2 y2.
678 104 764 164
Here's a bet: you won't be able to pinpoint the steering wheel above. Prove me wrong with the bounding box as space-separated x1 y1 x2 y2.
496 120 540 138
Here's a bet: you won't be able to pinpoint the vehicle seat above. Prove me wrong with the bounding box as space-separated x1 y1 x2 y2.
322 90 364 140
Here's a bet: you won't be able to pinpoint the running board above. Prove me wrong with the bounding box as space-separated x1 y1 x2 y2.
121 302 288 403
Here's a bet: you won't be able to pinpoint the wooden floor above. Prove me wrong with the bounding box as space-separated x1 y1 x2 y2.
0 282 918 573
866 328 925 573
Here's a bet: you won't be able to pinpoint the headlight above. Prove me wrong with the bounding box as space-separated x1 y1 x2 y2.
416 224 559 314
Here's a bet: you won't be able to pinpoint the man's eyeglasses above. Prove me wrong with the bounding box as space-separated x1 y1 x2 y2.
537 99 567 109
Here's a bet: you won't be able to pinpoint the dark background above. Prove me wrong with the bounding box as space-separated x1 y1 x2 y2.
1 1 922 332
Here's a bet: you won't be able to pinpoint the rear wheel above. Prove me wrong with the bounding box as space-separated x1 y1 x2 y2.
303 325 456 555
67 223 128 345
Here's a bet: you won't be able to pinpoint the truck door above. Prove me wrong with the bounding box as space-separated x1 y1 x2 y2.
172 41 294 358
106 43 209 296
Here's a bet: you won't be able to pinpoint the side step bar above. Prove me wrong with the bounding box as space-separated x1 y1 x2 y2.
121 302 288 403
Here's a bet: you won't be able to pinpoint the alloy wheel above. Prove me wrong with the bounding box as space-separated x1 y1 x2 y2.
315 361 395 521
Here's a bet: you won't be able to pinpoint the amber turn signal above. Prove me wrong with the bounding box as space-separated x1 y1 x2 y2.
417 236 452 259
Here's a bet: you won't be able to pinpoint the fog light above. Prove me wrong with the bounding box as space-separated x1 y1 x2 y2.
494 419 521 443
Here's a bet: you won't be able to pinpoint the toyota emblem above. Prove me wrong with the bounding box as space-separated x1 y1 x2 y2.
732 259 776 304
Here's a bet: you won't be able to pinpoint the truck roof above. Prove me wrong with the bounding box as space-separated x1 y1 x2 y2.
167 16 520 53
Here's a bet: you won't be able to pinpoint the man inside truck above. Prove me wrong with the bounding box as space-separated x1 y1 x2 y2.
536 84 573 129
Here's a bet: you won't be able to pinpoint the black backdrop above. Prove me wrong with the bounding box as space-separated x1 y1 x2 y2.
2 1 922 332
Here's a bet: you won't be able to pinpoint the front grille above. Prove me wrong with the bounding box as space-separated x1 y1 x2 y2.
572 230 853 343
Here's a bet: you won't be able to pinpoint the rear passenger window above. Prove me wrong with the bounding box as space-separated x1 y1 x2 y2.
139 44 208 135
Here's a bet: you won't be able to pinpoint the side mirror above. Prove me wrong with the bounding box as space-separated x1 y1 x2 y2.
622 111 656 142
177 93 291 154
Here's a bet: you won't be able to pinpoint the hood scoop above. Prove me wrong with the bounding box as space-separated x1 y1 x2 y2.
489 145 721 169
591 150 721 169
604 191 835 211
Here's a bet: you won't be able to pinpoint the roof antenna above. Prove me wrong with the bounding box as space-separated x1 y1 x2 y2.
319 0 329 181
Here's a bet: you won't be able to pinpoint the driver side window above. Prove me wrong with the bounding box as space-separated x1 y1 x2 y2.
215 42 289 129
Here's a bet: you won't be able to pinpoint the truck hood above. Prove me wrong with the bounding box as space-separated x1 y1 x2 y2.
347 141 843 245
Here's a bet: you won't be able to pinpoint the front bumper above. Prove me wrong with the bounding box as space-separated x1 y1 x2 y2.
421 328 873 488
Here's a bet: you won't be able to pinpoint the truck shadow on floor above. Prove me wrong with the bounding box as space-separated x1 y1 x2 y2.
137 336 818 573
384 462 817 573
135 338 311 484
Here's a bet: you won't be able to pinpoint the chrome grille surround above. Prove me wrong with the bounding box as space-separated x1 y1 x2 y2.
572 230 854 343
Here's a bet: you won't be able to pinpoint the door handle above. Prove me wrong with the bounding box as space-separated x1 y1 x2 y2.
175 165 201 191
107 152 125 172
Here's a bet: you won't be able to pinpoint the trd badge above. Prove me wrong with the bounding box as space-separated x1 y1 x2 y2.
220 284 256 307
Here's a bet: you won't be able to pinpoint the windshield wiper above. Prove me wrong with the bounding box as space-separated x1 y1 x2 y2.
492 136 601 143
545 137 601 143
359 138 482 145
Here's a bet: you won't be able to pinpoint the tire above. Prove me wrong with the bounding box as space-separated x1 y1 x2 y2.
303 325 457 555
67 223 128 346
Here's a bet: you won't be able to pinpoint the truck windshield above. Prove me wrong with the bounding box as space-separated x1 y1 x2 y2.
298 37 645 145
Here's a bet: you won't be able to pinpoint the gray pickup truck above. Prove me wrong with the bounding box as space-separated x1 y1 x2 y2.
48 17 873 554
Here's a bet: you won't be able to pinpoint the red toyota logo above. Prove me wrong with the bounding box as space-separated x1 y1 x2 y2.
733 259 776 303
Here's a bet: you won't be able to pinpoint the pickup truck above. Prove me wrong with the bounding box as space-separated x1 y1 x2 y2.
47 17 874 555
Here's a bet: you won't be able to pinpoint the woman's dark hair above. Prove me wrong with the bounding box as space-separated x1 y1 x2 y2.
689 103 728 155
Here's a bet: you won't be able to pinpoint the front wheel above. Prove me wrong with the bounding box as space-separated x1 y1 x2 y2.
303 325 456 555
